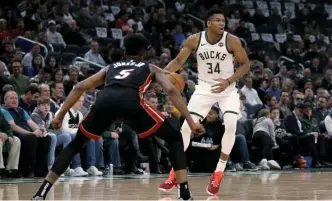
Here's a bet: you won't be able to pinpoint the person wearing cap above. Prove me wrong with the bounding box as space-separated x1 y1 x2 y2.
284 103 324 168
46 20 66 48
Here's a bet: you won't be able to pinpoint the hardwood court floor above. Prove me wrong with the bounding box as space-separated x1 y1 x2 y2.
1 171 332 200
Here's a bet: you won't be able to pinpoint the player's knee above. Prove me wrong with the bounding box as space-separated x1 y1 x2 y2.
223 112 238 135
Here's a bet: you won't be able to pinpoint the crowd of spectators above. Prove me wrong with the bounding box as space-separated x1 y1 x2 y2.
1 0 332 178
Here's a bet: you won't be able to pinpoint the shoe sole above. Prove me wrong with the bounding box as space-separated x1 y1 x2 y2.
158 187 173 192
206 185 217 196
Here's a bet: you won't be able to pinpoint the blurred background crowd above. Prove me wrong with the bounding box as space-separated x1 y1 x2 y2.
1 0 332 178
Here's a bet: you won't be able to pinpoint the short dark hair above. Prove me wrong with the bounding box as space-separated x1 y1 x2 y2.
124 34 149 56
264 94 275 103
144 92 158 101
24 84 40 94
205 8 225 21
49 81 63 90
37 96 51 105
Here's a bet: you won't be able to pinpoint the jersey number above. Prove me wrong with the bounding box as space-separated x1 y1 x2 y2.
114 69 134 79
207 63 220 74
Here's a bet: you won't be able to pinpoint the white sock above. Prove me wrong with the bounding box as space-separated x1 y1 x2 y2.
215 159 227 172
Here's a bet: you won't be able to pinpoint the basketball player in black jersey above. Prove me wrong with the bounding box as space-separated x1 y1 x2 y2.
32 34 204 200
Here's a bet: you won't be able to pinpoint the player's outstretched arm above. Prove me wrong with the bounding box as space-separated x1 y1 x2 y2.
164 34 199 73
227 36 250 84
149 64 195 126
56 67 108 120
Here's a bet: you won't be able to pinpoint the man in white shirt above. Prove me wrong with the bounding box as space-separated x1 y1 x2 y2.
240 77 263 107
84 40 106 66
46 20 66 48
56 95 103 176
21 44 45 68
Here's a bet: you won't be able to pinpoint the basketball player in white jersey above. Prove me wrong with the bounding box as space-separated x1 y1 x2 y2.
159 8 250 195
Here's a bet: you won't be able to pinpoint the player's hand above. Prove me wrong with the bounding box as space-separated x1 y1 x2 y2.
211 78 229 93
189 123 205 135
52 117 63 130
0 132 8 142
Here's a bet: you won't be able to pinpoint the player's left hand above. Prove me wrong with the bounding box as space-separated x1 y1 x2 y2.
211 78 229 93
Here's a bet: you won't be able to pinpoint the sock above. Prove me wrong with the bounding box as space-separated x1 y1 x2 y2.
215 158 227 172
177 182 191 200
34 180 53 199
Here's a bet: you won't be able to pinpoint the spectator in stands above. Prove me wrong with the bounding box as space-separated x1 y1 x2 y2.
187 107 223 173
46 56 58 70
0 108 21 178
46 20 66 48
1 90 51 177
92 6 107 27
52 68 64 83
252 109 280 170
266 77 281 101
304 88 316 107
278 90 292 119
84 40 106 66
31 96 71 170
21 43 45 68
115 12 130 31
56 95 101 176
62 4 74 25
241 77 263 107
103 124 126 175
284 103 323 168
271 107 305 168
28 55 44 78
36 32 53 53
320 69 332 92
10 59 29 95
40 84 50 97
63 67 79 96
0 42 14 65
263 94 278 110
256 78 268 103
76 7 94 30
313 96 329 125
0 62 10 102
62 21 86 47
231 133 257 171
18 84 40 114
49 82 64 114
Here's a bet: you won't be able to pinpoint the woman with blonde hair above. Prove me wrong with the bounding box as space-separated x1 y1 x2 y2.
252 109 280 170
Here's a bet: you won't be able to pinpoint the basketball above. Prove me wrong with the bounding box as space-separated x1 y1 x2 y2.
166 72 185 92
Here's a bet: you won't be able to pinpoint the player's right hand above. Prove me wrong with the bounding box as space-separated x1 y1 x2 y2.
189 123 205 135
52 117 63 130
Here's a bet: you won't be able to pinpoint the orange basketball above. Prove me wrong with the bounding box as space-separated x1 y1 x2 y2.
166 72 185 92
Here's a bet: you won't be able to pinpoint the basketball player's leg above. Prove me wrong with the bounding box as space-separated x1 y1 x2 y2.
207 91 240 195
159 91 216 192
181 92 217 151
33 105 116 200
130 107 192 200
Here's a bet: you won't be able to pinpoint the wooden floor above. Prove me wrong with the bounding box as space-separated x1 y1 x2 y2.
1 170 332 200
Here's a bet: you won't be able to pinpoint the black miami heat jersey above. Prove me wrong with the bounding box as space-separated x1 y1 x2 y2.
104 59 151 89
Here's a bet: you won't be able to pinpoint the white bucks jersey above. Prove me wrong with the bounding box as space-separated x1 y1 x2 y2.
196 31 236 92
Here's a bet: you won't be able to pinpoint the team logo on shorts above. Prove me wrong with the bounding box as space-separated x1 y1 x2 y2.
218 42 224 47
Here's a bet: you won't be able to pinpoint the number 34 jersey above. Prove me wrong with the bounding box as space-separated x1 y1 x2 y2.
196 31 236 93
104 60 151 90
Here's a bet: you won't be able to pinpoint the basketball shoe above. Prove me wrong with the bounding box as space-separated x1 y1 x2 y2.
158 169 176 192
206 171 224 196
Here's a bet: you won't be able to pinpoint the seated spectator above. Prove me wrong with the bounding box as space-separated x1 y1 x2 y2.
284 103 324 168
19 84 40 115
49 82 64 114
30 96 71 170
0 63 10 103
21 44 45 68
1 91 51 177
266 77 281 102
63 67 79 96
46 20 66 48
271 107 305 168
252 109 280 170
263 94 278 110
9 59 30 95
277 91 292 119
186 107 223 173
28 55 44 78
56 96 101 176
241 77 263 107
84 40 106 66
0 109 21 178
40 84 50 97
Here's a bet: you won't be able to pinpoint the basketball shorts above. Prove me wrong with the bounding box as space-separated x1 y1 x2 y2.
187 84 241 121
79 87 167 140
